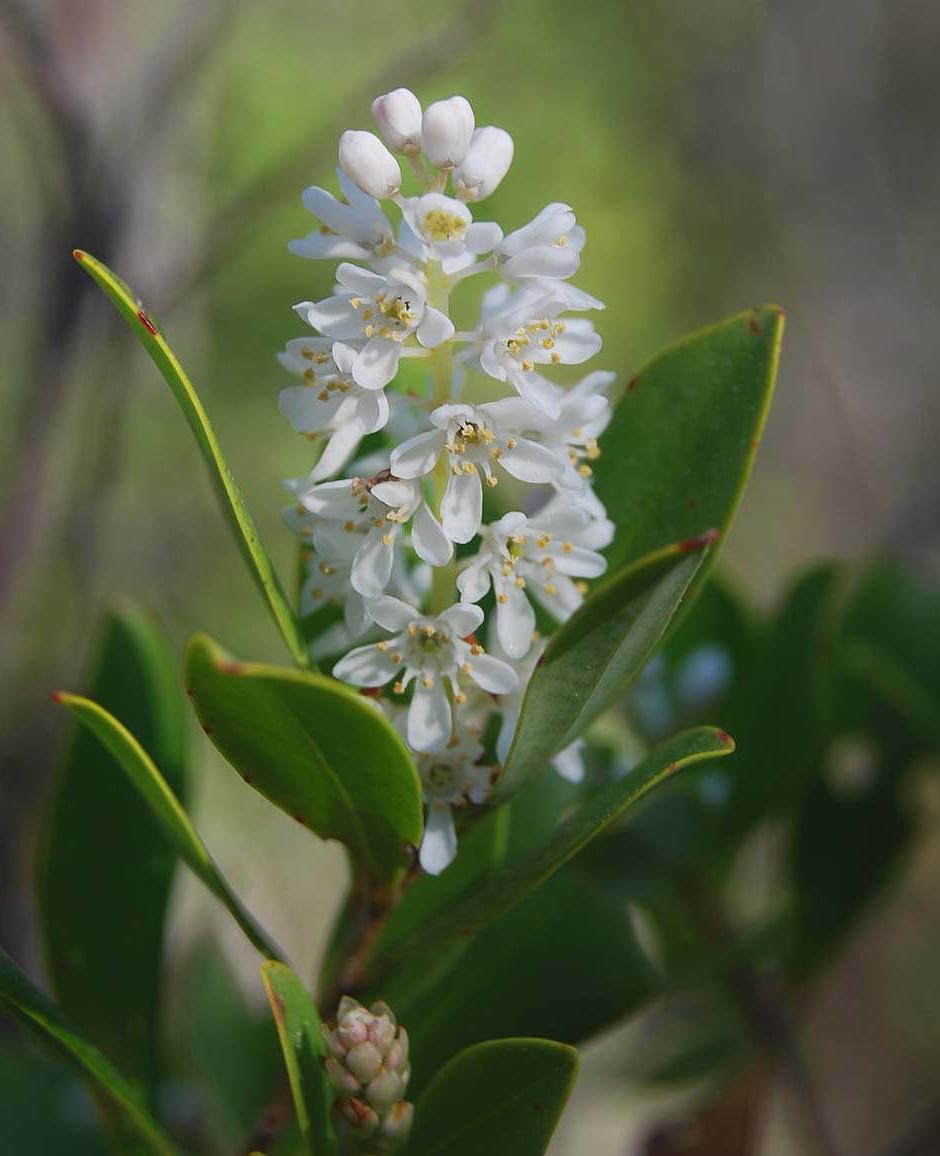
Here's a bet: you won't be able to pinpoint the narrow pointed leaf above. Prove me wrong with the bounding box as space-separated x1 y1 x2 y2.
405 1038 578 1156
55 694 284 962
0 949 179 1156
39 601 185 1098
499 537 714 797
73 249 307 668
595 306 783 582
185 634 423 881
368 727 734 986
260 963 335 1156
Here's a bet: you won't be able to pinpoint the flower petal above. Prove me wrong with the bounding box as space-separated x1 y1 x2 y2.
390 430 445 478
411 502 454 567
368 595 419 632
333 645 398 687
441 469 483 544
439 602 484 638
495 580 536 659
466 652 519 694
552 739 586 783
311 421 365 482
500 438 564 483
420 804 457 875
351 527 395 599
408 680 452 752
353 336 401 389
416 307 455 349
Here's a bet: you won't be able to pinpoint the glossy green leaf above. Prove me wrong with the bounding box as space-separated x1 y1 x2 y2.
39 601 185 1098
405 1038 578 1156
260 963 335 1156
368 727 734 986
73 249 307 668
185 634 423 881
0 949 178 1156
386 867 658 1097
594 306 783 584
55 694 284 961
499 538 714 797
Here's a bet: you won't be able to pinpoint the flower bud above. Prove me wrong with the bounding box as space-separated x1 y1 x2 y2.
338 130 401 199
371 88 423 156
323 996 413 1150
421 96 475 169
453 126 514 201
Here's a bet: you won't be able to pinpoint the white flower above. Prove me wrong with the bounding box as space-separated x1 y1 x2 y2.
494 202 585 281
338 130 402 199
289 169 395 262
277 338 390 481
510 370 615 511
399 193 502 265
421 96 474 169
298 472 451 600
416 725 495 874
390 399 563 544
371 88 423 155
295 263 454 389
453 126 514 202
333 598 517 753
457 504 612 658
475 284 604 417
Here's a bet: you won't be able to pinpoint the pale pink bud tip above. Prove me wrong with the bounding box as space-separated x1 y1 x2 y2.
454 126 514 202
372 88 423 155
338 130 401 199
421 96 475 169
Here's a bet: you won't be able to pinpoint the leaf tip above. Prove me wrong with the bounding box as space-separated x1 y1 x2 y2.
72 248 86 264
676 528 720 553
715 728 736 751
50 690 66 704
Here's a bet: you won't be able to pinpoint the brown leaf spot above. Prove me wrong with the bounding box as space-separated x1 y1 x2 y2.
716 729 734 746
676 528 720 553
747 316 761 334
136 309 158 336
293 815 308 826
202 724 214 735
626 374 640 392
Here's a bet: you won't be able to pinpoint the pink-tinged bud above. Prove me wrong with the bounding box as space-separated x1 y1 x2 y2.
372 88 423 155
368 1014 397 1055
338 130 401 199
338 1096 380 1134
454 126 514 201
346 1041 383 1084
421 96 475 169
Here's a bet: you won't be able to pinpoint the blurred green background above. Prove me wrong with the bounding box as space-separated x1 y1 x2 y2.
1 1 939 1153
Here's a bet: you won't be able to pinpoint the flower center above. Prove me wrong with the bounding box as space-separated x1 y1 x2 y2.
421 208 468 242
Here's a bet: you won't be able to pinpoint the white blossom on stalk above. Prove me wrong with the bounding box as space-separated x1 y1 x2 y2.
453 126 514 202
296 263 454 389
297 473 451 600
278 88 617 872
338 130 402 199
333 598 517 753
457 503 612 659
290 169 396 262
277 338 390 480
371 87 423 155
421 96 474 169
390 399 563 544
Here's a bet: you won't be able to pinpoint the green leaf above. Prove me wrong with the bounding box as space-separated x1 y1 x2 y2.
386 868 657 1097
260 963 335 1156
0 949 179 1156
73 249 307 668
55 693 284 961
368 728 734 987
594 306 783 582
499 538 714 797
405 1038 578 1156
39 601 185 1098
185 634 423 882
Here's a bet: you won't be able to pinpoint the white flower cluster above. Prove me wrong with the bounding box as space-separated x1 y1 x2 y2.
280 89 615 874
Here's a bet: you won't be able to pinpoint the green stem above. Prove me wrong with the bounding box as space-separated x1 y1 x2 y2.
426 262 457 613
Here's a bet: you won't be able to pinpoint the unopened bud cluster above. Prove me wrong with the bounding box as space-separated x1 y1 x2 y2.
280 88 613 874
323 997 412 1152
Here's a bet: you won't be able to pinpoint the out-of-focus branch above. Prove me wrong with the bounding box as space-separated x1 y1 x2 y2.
160 0 500 311
874 1107 940 1156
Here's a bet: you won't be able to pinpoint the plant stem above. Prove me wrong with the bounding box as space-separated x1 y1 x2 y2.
426 262 457 613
